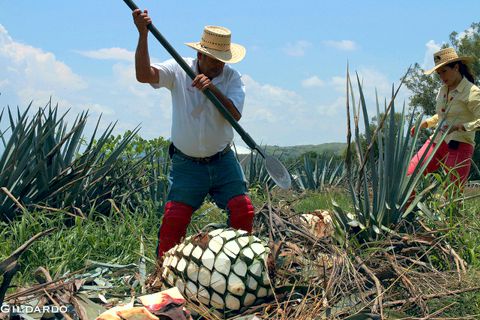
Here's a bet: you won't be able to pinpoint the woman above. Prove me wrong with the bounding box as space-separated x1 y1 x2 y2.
408 47 480 186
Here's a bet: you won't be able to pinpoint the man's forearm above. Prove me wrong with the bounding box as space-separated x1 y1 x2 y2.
135 34 156 83
209 85 241 121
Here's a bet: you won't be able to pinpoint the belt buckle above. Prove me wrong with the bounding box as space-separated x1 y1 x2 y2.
181 145 230 163
199 156 212 163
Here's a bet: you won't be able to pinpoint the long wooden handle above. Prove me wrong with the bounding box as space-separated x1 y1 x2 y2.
123 0 262 153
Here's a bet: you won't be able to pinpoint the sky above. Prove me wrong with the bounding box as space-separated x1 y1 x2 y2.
1 0 479 150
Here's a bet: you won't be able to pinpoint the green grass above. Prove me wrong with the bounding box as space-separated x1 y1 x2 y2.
418 186 480 269
0 201 229 286
2 188 480 318
0 208 160 284
425 290 480 318
445 194 480 268
293 189 351 213
403 270 480 318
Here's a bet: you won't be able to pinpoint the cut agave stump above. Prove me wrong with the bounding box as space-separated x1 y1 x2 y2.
161 228 273 316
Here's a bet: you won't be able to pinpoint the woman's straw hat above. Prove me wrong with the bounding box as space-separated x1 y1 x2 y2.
185 26 246 64
424 47 474 75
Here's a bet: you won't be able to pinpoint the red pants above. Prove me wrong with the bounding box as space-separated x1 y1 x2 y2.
407 139 473 185
156 195 254 258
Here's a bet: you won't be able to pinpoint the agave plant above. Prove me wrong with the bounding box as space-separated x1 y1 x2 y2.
333 69 450 242
99 133 171 214
0 101 141 221
240 147 275 189
294 154 345 191
145 145 170 211
161 228 272 318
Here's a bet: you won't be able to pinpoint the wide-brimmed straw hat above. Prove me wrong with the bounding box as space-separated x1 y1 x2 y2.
185 26 246 64
424 47 474 75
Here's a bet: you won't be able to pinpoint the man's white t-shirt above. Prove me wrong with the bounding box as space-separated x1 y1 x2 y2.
151 58 245 158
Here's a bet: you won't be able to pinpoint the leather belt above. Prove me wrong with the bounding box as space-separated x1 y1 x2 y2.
169 143 231 164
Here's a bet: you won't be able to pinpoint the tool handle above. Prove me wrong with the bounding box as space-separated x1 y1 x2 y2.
123 0 260 153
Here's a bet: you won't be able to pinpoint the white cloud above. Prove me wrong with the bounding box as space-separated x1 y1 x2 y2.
242 74 301 123
111 63 171 119
329 67 411 117
87 103 115 115
316 96 344 117
458 27 475 40
356 67 391 94
332 67 391 98
0 23 411 147
283 40 311 57
331 76 346 92
0 79 10 88
323 40 357 51
0 24 87 107
302 75 325 88
421 40 441 70
237 74 348 145
77 48 135 61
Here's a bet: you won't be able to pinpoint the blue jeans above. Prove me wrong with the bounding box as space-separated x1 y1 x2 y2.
167 149 248 210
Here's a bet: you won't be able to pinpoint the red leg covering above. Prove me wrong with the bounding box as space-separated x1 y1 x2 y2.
227 195 254 233
157 201 194 258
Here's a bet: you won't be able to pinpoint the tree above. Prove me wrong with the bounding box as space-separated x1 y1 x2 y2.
403 63 440 116
404 22 480 180
450 22 480 85
405 22 480 116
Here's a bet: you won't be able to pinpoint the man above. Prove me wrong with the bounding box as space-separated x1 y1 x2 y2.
132 9 254 258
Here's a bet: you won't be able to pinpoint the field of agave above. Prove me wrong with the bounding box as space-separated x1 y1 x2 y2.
1 73 480 319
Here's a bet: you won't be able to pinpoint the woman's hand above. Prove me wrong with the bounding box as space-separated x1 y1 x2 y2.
447 123 466 133
410 121 428 137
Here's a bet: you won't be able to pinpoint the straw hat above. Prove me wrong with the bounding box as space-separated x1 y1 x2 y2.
424 47 474 75
185 26 246 64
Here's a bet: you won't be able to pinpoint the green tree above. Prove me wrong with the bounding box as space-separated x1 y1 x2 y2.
403 64 439 116
405 22 480 116
404 22 480 180
450 22 480 86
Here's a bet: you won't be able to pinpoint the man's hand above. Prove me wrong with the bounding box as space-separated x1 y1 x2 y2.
191 74 241 121
410 121 428 137
132 9 151 35
192 74 212 91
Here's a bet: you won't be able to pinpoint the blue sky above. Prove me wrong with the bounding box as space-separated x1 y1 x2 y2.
1 0 479 149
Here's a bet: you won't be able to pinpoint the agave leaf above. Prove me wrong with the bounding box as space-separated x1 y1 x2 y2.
0 102 159 220
332 200 349 228
341 67 443 242
347 220 360 227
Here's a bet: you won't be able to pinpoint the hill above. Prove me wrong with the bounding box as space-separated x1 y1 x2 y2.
264 143 346 160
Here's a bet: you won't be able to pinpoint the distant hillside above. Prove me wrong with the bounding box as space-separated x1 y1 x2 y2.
264 143 346 160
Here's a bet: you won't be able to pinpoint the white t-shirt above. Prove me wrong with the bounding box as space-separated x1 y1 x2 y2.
151 58 245 157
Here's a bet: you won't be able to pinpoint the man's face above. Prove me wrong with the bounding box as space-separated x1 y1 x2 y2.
198 53 225 79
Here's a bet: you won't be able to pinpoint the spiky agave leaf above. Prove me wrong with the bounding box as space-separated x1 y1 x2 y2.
295 154 345 191
337 68 450 242
0 102 141 221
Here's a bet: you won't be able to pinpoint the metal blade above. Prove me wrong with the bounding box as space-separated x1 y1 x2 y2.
265 155 291 189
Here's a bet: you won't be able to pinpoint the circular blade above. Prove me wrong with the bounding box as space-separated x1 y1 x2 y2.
265 155 291 190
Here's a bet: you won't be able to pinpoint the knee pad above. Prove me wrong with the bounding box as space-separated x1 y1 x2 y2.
227 195 254 233
157 201 194 258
